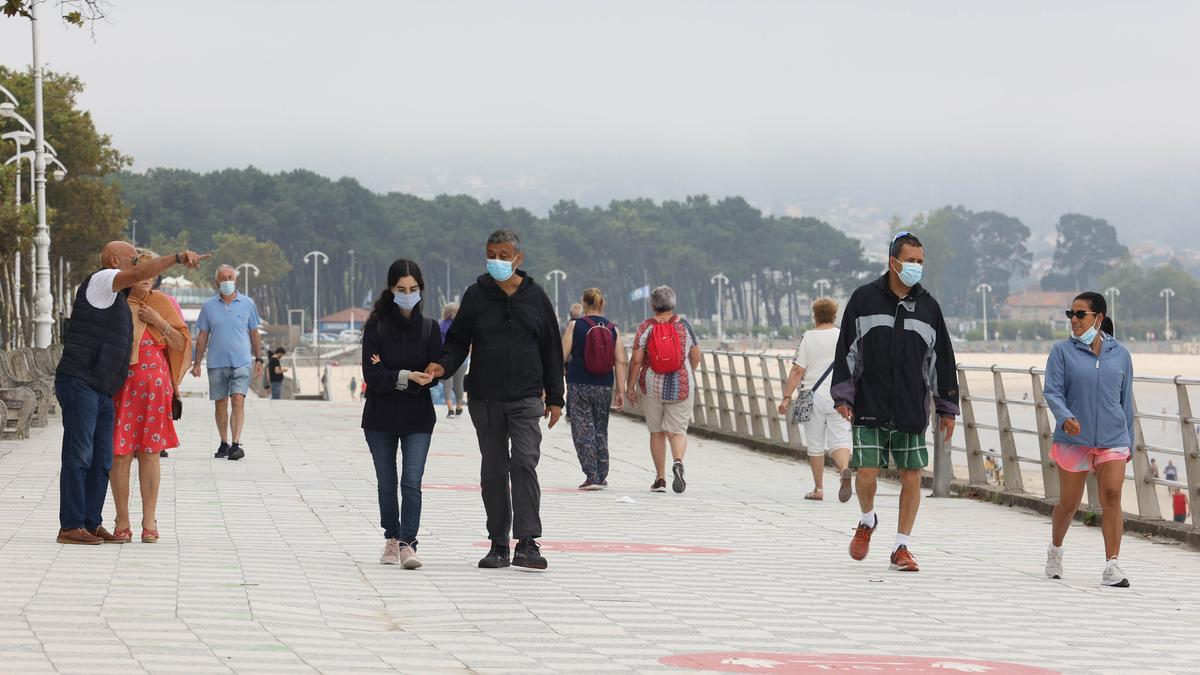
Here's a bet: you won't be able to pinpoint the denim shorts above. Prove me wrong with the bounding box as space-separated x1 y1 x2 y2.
209 366 251 400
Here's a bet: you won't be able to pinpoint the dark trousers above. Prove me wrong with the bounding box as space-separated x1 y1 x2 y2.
567 383 612 483
468 397 544 543
365 430 431 545
56 375 115 530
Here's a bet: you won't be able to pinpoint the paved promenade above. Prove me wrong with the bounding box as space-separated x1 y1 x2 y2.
1 394 1198 674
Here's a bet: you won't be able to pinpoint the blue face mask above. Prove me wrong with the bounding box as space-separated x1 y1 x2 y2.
1073 317 1100 345
894 260 923 287
219 280 237 296
486 258 515 282
393 291 420 311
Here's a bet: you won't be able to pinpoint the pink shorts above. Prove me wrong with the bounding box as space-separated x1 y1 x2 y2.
1051 442 1130 473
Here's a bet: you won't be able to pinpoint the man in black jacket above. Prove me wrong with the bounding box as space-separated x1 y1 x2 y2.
426 229 564 570
831 232 959 572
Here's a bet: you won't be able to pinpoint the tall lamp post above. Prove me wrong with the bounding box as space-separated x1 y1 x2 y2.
1104 287 1120 322
236 263 260 297
976 283 992 343
1160 288 1175 341
813 278 832 298
346 249 356 332
303 251 328 348
711 272 729 343
546 269 567 323
28 2 53 347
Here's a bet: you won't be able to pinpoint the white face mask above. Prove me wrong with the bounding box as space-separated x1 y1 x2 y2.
219 280 236 296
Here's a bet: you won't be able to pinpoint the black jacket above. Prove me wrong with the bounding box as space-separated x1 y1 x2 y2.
360 304 442 436
830 274 960 434
439 271 565 408
56 272 134 395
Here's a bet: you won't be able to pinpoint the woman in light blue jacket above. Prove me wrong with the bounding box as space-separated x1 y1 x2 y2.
1042 291 1135 588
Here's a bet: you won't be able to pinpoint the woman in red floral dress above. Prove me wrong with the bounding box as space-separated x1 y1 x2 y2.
110 251 191 543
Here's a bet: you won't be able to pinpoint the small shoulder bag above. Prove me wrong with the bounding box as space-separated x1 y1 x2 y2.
790 363 835 424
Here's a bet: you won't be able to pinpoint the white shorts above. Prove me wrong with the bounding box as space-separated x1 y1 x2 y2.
802 392 851 455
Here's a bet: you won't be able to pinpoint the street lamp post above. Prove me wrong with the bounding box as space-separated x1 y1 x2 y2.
29 1 53 347
236 263 260 297
1104 287 1120 322
1160 288 1175 341
303 251 328 348
813 278 832 298
546 269 567 323
976 283 992 343
711 272 729 343
346 249 356 332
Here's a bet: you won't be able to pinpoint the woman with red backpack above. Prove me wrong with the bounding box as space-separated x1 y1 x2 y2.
562 288 627 490
627 286 702 493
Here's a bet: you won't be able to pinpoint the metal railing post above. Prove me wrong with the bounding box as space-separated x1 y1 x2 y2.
713 352 733 432
742 354 766 440
699 353 719 428
727 353 749 436
1129 389 1162 519
993 367 1025 493
1030 369 1059 501
1177 378 1200 527
958 366 987 484
692 354 709 428
778 356 803 449
931 406 950 497
759 353 783 443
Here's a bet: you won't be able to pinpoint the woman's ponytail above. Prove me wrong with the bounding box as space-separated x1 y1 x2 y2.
1101 317 1115 337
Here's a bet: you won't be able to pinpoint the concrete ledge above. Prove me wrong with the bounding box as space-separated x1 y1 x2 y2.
618 410 1200 552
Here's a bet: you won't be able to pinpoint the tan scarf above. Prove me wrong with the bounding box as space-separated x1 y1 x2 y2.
127 290 192 388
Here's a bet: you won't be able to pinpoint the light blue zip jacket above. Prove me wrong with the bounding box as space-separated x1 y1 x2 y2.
1042 334 1135 450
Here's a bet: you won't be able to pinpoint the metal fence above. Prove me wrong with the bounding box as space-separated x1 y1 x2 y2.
645 349 1199 530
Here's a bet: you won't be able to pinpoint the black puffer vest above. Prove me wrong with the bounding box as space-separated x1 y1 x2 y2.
55 272 134 395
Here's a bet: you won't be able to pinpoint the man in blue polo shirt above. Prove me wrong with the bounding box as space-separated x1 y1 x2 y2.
191 264 263 461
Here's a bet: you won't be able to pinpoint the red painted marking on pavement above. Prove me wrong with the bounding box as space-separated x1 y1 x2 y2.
659 652 1058 673
472 541 733 555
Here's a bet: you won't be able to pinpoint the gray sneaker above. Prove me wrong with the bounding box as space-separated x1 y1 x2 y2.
399 544 423 570
1101 558 1130 587
1045 545 1063 579
380 538 401 565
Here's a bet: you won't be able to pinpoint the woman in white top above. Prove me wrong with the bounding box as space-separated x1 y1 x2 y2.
779 298 853 502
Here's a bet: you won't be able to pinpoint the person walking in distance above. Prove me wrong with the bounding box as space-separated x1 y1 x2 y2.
350 375 358 401
191 265 264 461
1043 292 1136 587
108 251 192 544
562 288 627 490
779 298 853 502
627 286 702 494
54 242 206 545
439 303 467 418
832 232 959 572
425 229 564 570
267 347 288 399
361 259 441 569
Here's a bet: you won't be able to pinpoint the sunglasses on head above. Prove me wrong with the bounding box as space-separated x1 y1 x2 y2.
1064 310 1098 320
892 230 913 242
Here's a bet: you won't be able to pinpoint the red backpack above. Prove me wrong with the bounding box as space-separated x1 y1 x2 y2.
647 316 684 374
580 317 617 376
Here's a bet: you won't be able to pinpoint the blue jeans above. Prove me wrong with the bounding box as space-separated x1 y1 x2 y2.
270 381 283 399
55 375 115 530
208 366 251 400
365 431 431 545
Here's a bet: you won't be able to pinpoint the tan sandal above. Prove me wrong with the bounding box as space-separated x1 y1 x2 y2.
804 489 824 501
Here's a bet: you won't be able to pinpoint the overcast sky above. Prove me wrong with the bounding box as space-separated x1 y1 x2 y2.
2 0 1197 242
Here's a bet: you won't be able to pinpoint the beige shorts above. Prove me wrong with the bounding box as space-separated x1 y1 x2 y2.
642 394 693 434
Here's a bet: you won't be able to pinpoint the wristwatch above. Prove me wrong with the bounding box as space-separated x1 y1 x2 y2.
175 252 183 264
254 357 264 364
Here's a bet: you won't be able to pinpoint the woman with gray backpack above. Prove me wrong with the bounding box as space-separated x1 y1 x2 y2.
779 298 853 502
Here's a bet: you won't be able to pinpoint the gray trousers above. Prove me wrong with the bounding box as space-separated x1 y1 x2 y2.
468 397 544 543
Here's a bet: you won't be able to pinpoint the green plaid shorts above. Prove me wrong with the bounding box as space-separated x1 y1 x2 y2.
851 426 928 470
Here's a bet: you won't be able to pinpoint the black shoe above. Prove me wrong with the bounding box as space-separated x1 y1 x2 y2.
214 442 230 459
513 538 548 570
672 460 686 493
160 450 169 458
447 409 456 418
228 443 245 461
478 542 511 568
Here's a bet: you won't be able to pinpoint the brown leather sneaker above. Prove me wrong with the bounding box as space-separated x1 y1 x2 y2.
89 526 129 544
849 519 875 561
57 528 102 545
889 545 920 572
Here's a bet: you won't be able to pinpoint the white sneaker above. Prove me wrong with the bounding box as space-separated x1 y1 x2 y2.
1101 558 1130 587
399 544 423 570
380 538 401 565
1045 545 1063 579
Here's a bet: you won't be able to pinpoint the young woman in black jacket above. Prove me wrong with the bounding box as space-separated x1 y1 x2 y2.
361 259 442 569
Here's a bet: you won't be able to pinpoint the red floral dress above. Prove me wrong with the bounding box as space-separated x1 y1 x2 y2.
113 336 179 455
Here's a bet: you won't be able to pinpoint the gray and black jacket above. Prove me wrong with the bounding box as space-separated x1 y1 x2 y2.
830 274 960 434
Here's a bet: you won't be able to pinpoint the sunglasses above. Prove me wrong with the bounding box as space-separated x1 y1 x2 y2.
1064 310 1098 320
892 230 913 242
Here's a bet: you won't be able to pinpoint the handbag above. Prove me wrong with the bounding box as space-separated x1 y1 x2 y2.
171 394 183 421
790 363 835 424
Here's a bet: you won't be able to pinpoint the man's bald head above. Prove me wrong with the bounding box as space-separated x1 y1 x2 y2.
99 241 137 270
